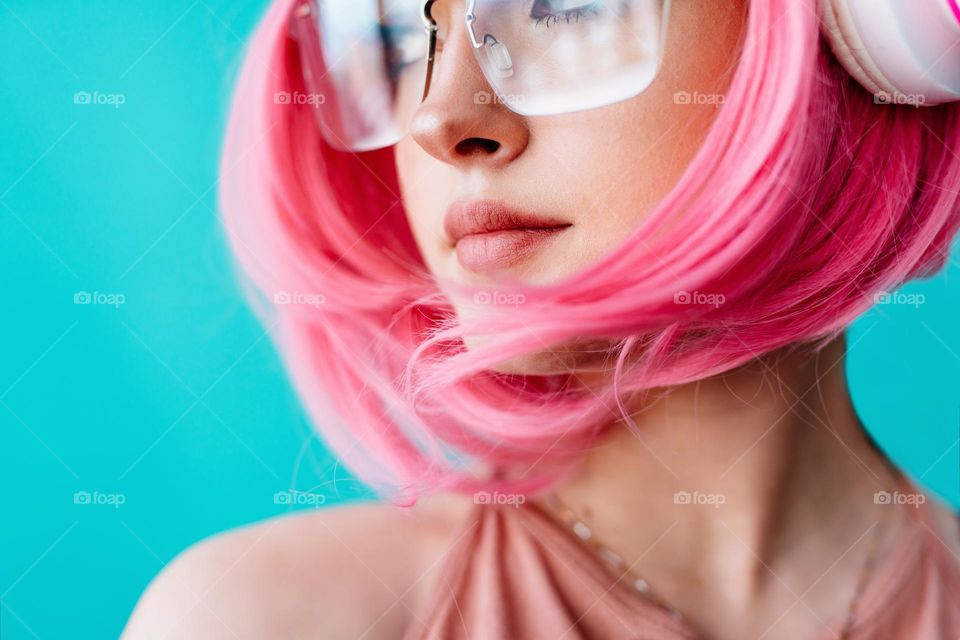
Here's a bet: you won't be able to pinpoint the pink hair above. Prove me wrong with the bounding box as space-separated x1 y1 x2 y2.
219 0 960 505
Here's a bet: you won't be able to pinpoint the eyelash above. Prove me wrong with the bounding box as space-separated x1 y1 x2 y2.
534 7 600 28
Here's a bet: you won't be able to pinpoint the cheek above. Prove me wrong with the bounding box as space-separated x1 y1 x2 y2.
543 2 744 259
530 96 720 269
394 142 453 273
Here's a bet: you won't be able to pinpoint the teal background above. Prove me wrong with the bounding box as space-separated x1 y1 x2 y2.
0 2 957 638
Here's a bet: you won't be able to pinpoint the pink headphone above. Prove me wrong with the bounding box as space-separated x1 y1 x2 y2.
820 0 960 105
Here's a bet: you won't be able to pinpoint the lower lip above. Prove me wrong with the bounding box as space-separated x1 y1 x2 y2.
455 227 569 273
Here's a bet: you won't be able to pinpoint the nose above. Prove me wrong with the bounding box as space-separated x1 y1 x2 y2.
408 11 529 169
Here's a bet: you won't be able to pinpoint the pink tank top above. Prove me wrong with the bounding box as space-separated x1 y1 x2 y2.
403 473 960 639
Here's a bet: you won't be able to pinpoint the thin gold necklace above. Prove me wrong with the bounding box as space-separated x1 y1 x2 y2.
540 486 897 638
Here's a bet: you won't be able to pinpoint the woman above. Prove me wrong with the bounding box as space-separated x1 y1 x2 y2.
123 0 960 638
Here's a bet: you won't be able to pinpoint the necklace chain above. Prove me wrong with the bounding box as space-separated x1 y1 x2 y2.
540 483 898 638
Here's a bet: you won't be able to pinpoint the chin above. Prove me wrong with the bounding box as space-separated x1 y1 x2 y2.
462 333 616 377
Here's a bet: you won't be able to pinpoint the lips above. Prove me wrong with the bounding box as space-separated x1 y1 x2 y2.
444 200 571 273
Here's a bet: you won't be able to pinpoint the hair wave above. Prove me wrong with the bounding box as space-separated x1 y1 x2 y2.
219 0 960 505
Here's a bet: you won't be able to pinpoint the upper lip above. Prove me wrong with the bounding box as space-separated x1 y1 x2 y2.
444 199 571 246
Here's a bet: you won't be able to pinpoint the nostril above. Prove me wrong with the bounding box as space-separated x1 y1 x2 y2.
454 138 501 156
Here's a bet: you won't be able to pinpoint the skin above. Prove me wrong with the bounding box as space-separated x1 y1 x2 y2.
398 0 744 374
123 1 960 639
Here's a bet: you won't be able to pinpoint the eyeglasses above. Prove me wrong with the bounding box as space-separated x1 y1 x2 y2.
290 0 672 152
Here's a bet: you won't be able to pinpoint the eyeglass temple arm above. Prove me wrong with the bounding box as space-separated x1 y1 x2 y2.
421 0 439 102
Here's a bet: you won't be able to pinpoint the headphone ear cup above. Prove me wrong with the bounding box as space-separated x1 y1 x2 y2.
819 0 895 98
819 0 960 105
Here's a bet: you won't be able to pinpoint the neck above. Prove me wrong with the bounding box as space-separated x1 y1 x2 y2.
542 333 903 631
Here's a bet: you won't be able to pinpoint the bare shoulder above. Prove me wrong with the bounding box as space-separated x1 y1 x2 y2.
121 492 477 640
920 487 960 564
